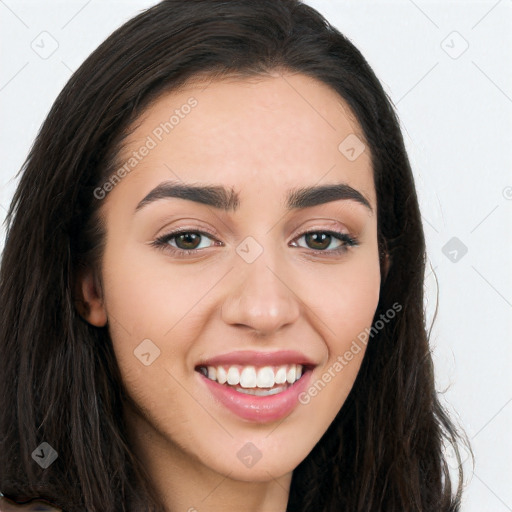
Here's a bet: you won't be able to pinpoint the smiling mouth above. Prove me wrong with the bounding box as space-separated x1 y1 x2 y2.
194 363 313 397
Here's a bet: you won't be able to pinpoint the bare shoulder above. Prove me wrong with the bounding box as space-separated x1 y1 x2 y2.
0 496 62 511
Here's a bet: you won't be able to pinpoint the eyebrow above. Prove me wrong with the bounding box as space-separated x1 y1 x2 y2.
134 180 373 213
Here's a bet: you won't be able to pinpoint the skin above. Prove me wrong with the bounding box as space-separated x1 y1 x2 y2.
80 72 382 512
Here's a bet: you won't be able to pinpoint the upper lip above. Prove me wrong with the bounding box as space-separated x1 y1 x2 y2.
195 350 317 368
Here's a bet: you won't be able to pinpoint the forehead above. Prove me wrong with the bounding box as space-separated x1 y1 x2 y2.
114 72 375 210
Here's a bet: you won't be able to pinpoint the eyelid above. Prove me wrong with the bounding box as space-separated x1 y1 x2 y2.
293 223 351 239
153 223 220 241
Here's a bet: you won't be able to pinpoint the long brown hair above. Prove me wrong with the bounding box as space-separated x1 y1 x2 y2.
0 1 469 510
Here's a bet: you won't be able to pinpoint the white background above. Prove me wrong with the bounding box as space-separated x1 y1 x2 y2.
1 1 511 510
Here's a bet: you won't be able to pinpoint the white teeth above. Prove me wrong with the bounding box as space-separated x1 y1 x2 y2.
216 366 227 384
286 365 297 384
274 366 287 384
207 366 217 381
199 363 305 388
227 367 240 385
256 366 275 388
239 366 257 388
236 385 288 396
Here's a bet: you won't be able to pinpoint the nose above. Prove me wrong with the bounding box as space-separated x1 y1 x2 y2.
221 251 300 337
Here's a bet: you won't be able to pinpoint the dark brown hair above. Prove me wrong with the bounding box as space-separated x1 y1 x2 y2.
0 1 469 510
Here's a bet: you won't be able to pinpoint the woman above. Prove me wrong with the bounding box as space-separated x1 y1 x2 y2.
0 0 469 511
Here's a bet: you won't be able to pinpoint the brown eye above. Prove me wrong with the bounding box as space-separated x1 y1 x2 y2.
292 230 358 254
152 230 218 254
173 232 203 250
304 232 335 251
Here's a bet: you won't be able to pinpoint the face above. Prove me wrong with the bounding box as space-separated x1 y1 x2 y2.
82 72 380 485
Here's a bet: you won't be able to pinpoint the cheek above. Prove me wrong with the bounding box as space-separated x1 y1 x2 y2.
99 241 218 397
297 250 380 417
304 248 381 345
99 245 198 433
326 266 380 347
100 239 199 337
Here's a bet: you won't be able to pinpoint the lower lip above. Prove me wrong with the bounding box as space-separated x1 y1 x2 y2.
198 369 313 423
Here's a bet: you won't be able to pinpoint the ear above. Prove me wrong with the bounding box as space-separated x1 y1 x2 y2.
75 268 108 327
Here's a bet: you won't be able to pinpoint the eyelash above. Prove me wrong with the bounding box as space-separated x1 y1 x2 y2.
150 227 359 258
